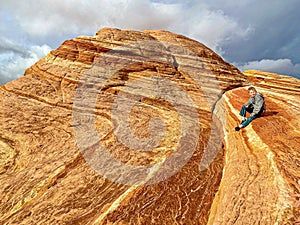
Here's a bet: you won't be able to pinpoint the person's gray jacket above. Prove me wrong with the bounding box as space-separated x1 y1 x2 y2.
244 93 266 115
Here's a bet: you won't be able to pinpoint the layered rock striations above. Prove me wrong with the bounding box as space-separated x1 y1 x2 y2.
209 70 300 224
0 28 299 224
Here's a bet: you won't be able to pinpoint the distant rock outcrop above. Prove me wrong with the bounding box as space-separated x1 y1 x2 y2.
0 28 299 224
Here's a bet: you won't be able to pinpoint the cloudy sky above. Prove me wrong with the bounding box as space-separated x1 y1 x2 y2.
0 0 299 84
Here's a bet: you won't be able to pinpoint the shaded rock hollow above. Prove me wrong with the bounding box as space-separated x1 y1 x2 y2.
0 28 299 224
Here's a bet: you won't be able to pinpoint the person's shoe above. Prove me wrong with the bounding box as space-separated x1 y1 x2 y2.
235 126 241 131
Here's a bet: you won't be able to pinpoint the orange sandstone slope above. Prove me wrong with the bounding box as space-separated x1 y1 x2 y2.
0 28 299 225
209 70 300 224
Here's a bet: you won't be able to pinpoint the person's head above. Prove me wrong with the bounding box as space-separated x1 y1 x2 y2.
248 87 257 97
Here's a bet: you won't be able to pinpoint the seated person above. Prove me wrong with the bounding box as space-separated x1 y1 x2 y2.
235 87 266 131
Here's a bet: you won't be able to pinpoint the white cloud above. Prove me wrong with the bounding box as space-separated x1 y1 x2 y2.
176 6 253 53
0 0 250 50
1 0 299 84
0 0 183 85
0 0 254 85
116 1 182 30
237 58 300 77
0 0 181 43
0 43 51 84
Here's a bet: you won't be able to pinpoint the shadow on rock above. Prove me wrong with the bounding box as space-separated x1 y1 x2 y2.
262 111 279 117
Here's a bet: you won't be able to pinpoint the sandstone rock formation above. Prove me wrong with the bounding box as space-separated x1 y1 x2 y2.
0 28 299 224
209 70 300 224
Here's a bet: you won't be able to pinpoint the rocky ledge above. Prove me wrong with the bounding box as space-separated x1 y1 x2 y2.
0 28 299 224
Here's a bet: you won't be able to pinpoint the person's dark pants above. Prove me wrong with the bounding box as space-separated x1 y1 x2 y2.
239 105 263 127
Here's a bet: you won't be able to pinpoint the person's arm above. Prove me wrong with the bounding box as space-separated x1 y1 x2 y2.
244 97 254 108
251 94 264 116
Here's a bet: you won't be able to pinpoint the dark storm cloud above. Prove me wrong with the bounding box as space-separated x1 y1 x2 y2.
213 0 300 62
0 37 28 56
199 0 300 76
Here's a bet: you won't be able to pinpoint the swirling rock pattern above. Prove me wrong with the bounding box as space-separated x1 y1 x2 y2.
0 28 298 224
